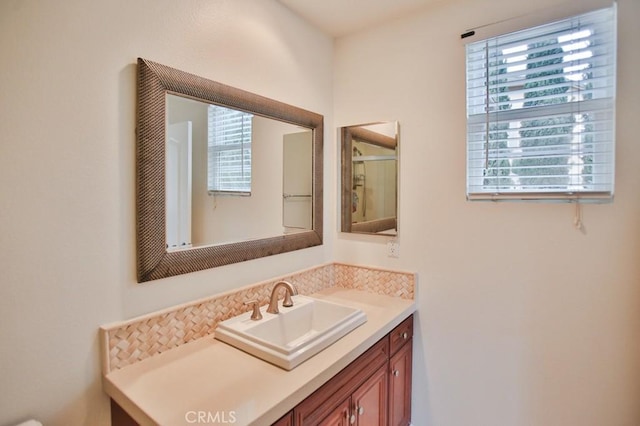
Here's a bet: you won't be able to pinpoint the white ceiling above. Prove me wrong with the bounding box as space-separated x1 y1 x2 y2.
277 0 442 38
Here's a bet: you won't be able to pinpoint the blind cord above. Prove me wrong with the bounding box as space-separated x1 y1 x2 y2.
484 40 490 171
574 202 585 232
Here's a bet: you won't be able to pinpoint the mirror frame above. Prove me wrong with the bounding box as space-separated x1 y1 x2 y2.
341 123 398 235
136 58 323 282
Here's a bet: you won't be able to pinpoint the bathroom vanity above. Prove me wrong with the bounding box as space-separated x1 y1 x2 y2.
117 57 417 425
103 286 415 425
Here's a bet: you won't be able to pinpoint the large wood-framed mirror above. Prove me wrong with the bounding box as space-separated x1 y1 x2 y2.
341 122 398 236
136 58 323 282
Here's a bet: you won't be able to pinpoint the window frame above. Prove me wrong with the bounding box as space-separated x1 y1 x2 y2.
464 4 617 202
207 104 253 196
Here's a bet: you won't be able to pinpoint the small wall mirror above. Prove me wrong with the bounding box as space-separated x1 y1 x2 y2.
137 58 323 282
340 122 398 236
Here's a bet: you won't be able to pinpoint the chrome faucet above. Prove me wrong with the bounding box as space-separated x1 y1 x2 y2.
266 281 298 314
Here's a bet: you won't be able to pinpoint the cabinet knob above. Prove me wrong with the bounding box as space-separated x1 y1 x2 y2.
350 414 356 424
358 405 365 415
401 331 408 339
393 369 400 377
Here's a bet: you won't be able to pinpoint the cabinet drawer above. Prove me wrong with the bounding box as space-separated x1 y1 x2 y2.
389 315 413 355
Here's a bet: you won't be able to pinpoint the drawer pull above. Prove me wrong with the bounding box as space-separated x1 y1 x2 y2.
401 331 408 339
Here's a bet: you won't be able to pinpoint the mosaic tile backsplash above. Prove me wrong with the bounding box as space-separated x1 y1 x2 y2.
100 262 415 374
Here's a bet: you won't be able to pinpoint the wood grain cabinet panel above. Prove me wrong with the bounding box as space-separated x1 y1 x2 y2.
389 339 413 426
313 357 389 426
294 314 414 426
294 337 389 425
352 366 388 425
272 410 294 426
317 398 351 426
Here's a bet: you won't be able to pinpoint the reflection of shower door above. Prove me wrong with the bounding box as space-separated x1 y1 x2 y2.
283 131 312 230
352 161 366 222
166 121 192 249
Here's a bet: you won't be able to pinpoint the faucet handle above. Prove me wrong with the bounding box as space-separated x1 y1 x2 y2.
282 292 294 307
243 300 263 321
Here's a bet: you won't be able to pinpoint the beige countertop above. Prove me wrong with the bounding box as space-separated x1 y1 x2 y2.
103 287 416 426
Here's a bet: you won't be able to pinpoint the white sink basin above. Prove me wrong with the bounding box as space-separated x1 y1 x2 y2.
214 295 367 370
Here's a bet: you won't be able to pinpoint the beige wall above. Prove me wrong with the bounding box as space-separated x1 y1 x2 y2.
2 0 639 425
334 0 640 425
0 1 333 425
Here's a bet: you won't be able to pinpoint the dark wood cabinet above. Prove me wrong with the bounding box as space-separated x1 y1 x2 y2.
316 365 388 426
292 314 413 426
273 411 294 426
352 366 388 425
317 399 351 426
389 339 412 426
388 316 413 426
294 337 389 425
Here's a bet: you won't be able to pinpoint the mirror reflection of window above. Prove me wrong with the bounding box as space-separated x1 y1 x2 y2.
207 106 253 195
165 94 315 249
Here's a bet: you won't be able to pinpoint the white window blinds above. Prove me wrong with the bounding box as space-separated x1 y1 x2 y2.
207 105 252 194
465 5 616 201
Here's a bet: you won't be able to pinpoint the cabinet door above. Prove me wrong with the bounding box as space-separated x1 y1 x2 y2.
352 366 388 426
389 340 412 426
295 337 389 425
318 398 351 426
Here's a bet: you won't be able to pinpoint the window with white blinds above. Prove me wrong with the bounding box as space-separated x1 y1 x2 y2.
465 5 616 201
207 105 252 195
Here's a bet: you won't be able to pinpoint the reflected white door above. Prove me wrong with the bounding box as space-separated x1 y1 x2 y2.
166 121 192 249
282 131 312 230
